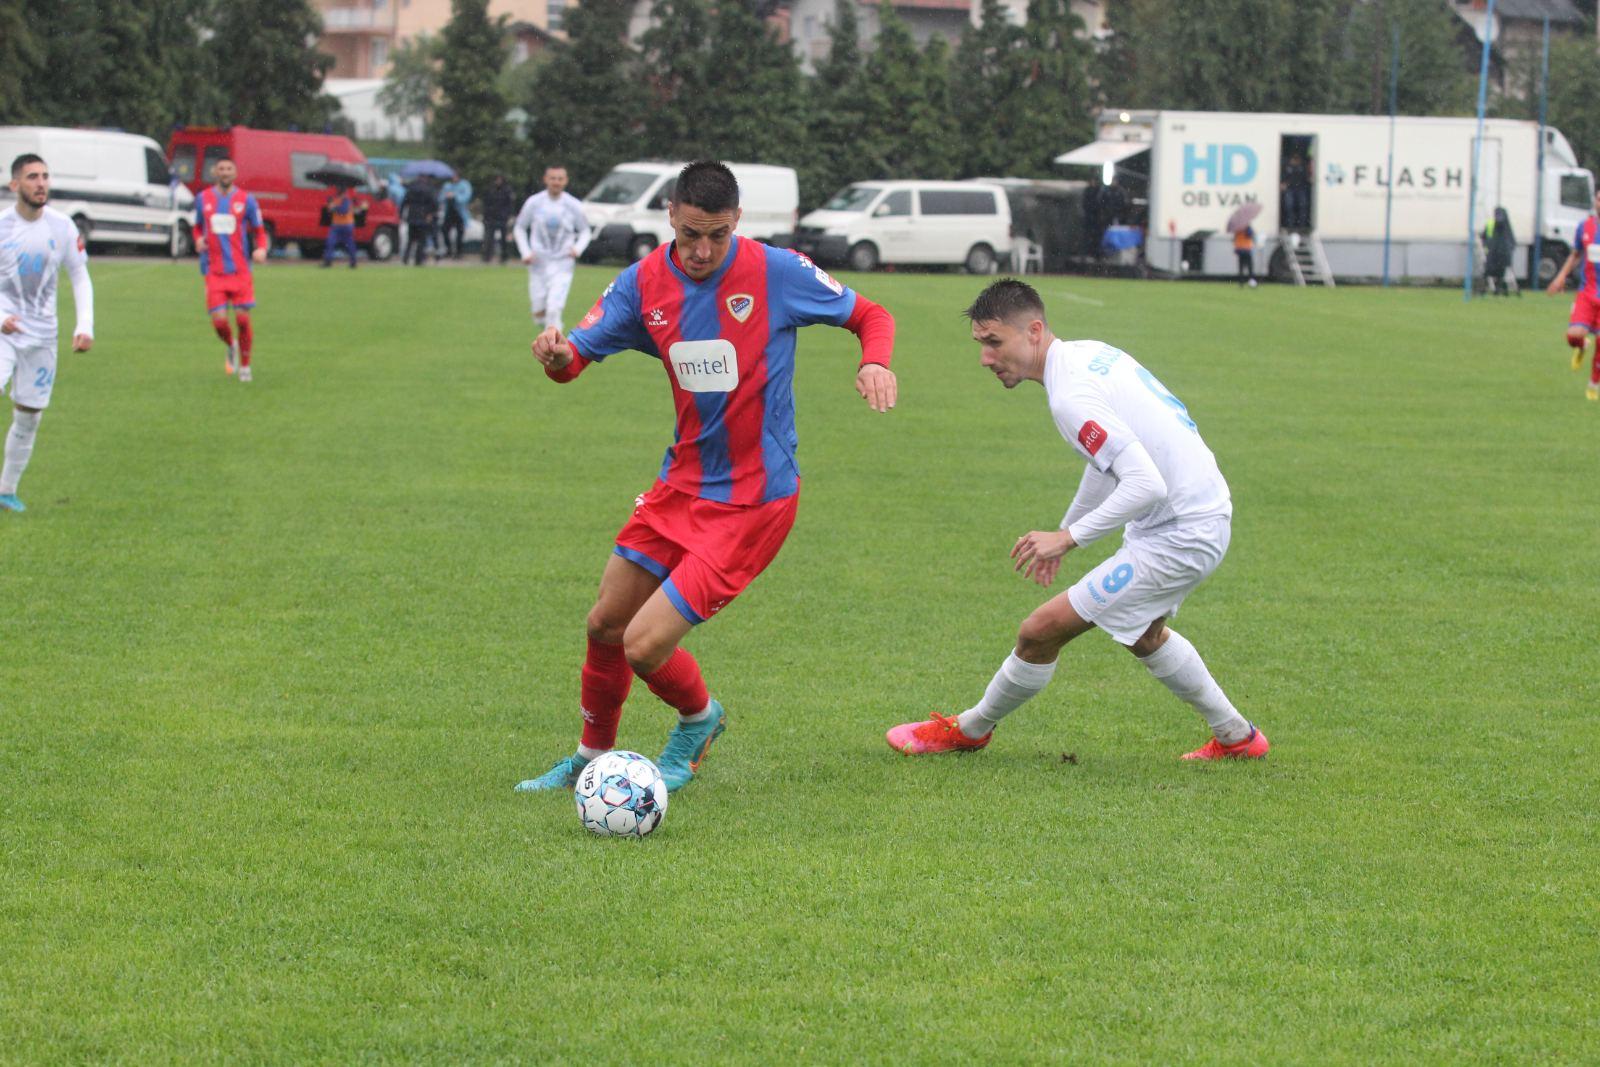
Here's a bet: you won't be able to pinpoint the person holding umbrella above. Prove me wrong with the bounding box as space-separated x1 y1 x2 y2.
1227 202 1262 288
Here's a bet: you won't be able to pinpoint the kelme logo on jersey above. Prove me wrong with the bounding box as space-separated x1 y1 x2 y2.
578 299 604 330
667 339 739 393
725 294 754 323
1077 420 1108 456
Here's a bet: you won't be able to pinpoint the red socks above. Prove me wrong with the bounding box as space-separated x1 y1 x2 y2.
235 312 253 365
579 637 633 752
212 318 233 345
641 647 709 717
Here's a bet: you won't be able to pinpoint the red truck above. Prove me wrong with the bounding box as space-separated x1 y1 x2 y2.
167 126 400 261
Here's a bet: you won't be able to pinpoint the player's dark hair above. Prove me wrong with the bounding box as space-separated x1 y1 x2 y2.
673 161 739 214
10 153 44 177
964 279 1049 328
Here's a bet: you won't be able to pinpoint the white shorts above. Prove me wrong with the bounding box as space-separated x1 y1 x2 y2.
0 335 57 409
529 258 576 329
1067 516 1231 644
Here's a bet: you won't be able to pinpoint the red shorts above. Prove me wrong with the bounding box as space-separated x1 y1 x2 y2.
205 273 256 314
613 480 799 624
1569 291 1600 332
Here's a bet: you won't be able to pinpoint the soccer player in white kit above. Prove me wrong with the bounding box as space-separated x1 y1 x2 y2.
513 165 591 332
886 280 1268 761
0 154 94 514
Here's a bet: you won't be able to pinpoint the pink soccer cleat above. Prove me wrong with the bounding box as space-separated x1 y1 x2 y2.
886 713 992 755
1182 725 1269 761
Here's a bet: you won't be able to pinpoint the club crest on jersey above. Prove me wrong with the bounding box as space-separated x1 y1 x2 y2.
725 293 754 323
1078 420 1108 456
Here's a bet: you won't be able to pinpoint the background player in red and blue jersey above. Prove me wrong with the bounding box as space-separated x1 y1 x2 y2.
518 161 897 794
194 158 267 382
1545 186 1600 401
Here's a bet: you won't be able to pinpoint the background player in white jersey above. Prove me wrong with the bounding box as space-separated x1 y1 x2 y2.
886 280 1267 761
513 165 591 332
0 154 94 513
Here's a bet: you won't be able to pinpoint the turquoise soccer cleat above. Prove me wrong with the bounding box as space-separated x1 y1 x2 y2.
656 699 726 793
0 493 25 513
514 753 589 792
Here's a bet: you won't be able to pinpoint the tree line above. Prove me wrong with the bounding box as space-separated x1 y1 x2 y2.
5 0 1600 213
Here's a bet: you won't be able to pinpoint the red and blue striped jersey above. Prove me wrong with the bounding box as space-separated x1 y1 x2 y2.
195 185 266 277
1576 216 1600 298
569 237 861 504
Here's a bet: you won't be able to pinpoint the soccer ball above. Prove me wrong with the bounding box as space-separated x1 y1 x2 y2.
574 751 669 837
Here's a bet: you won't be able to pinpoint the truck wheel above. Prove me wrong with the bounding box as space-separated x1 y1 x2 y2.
964 244 997 275
1539 245 1569 289
847 241 879 272
629 234 658 262
369 226 398 262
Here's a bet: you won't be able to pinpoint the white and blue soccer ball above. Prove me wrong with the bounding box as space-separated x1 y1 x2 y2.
574 750 669 837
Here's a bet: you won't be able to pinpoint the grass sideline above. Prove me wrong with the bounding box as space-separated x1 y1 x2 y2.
1 259 1596 1063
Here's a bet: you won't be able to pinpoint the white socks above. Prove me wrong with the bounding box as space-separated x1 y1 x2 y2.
957 652 1058 738
677 704 712 724
576 744 607 761
1 408 41 495
1140 630 1252 744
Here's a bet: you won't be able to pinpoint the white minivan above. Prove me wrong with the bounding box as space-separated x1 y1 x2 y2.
581 161 799 262
0 126 194 257
795 180 1011 273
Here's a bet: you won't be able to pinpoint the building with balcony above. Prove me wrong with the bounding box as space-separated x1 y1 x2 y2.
313 0 562 78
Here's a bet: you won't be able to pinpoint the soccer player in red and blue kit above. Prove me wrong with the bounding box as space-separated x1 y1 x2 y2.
518 161 897 794
1546 186 1600 401
193 157 267 382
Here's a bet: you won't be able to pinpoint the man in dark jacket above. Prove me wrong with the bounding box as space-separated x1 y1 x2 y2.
481 174 517 264
403 177 439 267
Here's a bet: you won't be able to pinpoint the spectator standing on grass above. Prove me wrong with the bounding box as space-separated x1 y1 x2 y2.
515 161 898 796
321 186 359 269
481 174 516 264
886 279 1267 763
1234 225 1256 287
403 176 439 267
1482 207 1517 297
441 172 473 259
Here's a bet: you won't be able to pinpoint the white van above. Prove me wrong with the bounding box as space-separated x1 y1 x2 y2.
795 180 1012 273
0 127 194 257
581 161 799 262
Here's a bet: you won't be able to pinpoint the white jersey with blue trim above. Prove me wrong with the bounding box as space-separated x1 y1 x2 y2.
514 191 592 260
0 205 93 345
1044 338 1230 534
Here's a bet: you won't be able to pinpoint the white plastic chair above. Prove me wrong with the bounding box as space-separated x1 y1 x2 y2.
1011 237 1044 275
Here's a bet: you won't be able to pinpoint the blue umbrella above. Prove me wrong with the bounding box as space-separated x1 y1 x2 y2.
399 159 456 180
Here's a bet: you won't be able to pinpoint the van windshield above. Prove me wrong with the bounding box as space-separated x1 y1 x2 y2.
588 170 658 205
824 185 881 212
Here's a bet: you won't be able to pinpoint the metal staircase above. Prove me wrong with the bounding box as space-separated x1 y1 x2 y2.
1285 232 1336 288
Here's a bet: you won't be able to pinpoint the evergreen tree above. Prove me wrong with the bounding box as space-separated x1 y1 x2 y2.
0 0 43 124
379 34 443 141
701 2 808 166
860 3 943 178
209 0 335 129
523 0 645 191
1337 0 1474 116
951 0 1026 177
1537 34 1600 172
638 0 716 158
1002 0 1094 176
432 0 514 182
803 0 871 208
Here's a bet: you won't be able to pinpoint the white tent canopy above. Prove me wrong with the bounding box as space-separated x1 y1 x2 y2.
1053 141 1151 166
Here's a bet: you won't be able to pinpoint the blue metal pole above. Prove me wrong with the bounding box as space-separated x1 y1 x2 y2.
1383 24 1399 287
1466 0 1496 302
1533 17 1550 288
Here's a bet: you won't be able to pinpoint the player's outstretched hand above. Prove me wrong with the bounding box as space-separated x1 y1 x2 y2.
251 247 267 264
856 363 897 413
71 333 93 352
0 315 18 335
1546 279 1565 296
1011 529 1075 587
532 325 573 371
523 253 535 265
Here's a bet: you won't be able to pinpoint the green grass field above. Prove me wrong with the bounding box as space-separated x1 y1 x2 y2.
2 258 1596 1063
